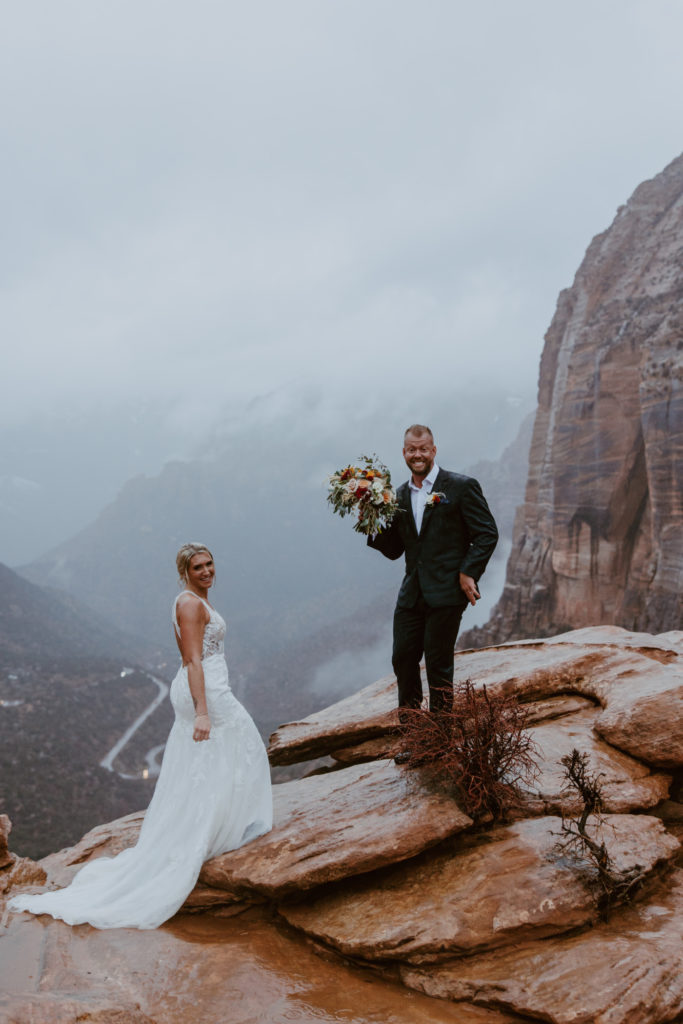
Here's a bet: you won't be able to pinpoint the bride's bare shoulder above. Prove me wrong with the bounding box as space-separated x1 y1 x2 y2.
175 592 209 624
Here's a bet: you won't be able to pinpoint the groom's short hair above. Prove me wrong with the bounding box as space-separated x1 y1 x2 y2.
404 424 434 442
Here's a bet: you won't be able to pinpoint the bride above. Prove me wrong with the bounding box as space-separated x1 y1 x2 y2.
9 543 273 929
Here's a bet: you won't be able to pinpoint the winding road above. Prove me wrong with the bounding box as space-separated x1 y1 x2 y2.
100 672 169 779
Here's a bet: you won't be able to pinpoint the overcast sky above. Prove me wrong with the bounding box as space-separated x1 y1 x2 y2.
2 0 683 430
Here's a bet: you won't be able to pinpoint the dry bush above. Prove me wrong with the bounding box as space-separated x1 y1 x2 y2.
555 748 648 916
398 680 539 821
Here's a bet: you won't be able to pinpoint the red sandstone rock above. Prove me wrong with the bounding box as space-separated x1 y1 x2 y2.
0 815 47 895
0 992 156 1024
280 815 679 963
3 626 680 1023
181 881 253 913
593 666 683 771
270 631 683 775
268 673 398 765
524 707 670 813
0 814 13 870
38 809 145 888
267 642 609 766
330 695 594 767
200 759 472 897
0 912 504 1024
401 869 683 1024
0 857 46 897
331 734 402 764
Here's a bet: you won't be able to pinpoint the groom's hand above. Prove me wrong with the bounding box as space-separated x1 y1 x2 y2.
459 573 480 606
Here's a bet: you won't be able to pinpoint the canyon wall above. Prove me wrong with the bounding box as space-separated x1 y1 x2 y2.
466 153 683 645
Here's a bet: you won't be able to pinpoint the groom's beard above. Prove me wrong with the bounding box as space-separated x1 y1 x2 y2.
406 457 434 479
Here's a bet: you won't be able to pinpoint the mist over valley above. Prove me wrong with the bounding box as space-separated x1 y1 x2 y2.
1 385 532 856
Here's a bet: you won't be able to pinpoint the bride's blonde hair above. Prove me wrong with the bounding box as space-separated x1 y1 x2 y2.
176 543 214 586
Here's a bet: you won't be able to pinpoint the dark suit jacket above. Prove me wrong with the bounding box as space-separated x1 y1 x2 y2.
368 468 498 609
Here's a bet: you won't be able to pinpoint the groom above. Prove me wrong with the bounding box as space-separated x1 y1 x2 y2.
368 424 498 717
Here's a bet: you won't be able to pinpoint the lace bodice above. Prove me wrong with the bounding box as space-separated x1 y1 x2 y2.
173 592 226 659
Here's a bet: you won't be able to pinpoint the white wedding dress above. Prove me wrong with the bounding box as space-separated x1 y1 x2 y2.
9 593 273 929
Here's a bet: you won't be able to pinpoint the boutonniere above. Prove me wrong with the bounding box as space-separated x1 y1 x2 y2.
426 491 448 507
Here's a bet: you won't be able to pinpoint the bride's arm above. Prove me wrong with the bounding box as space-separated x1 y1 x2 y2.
176 598 211 742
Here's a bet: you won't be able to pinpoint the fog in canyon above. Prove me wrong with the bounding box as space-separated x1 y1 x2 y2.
2 1 683 859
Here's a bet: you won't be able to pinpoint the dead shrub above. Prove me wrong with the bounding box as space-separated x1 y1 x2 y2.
555 748 648 916
398 680 539 821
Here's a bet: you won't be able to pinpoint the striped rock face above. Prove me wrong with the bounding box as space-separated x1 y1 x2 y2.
463 153 683 649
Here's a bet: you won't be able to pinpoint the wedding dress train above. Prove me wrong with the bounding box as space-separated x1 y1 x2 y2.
9 594 273 929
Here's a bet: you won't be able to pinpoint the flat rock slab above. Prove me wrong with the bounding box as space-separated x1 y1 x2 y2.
268 675 399 765
267 645 608 766
38 810 145 888
280 815 679 963
0 991 156 1024
593 662 683 770
524 709 671 813
182 881 253 913
200 760 472 898
0 910 504 1024
331 735 402 764
539 625 683 654
268 629 683 770
479 632 683 771
331 695 595 768
401 868 683 1024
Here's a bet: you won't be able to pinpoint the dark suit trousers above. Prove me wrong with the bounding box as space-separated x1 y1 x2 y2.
392 594 464 715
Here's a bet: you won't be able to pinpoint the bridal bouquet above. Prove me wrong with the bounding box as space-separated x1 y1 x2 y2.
327 454 398 535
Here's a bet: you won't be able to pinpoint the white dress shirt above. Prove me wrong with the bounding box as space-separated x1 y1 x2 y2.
409 462 440 534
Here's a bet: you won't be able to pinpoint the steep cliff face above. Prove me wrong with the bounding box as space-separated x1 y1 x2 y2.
471 154 683 644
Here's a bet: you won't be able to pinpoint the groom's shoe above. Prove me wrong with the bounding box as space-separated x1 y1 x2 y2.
394 750 412 765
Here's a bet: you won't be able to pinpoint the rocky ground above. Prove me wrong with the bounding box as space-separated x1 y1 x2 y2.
2 625 682 1024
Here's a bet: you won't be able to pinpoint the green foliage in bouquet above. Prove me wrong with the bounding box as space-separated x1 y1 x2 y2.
327 454 399 535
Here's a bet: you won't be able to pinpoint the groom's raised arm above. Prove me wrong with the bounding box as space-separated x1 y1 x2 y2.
367 519 405 561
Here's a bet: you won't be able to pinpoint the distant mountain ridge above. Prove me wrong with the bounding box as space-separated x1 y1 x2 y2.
2 396 533 858
0 562 154 669
20 392 533 721
0 562 164 858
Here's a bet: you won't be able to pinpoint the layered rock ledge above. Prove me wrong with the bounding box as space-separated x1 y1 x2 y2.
3 627 682 1024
